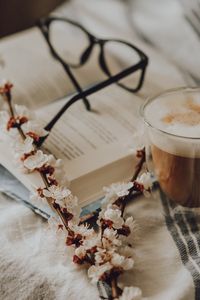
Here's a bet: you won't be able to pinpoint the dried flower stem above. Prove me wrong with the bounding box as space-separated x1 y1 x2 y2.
4 89 27 140
131 148 146 181
111 277 120 298
0 83 148 300
2 90 72 231
38 167 74 232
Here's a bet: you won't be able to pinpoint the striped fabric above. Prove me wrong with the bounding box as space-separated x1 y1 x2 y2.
161 190 200 300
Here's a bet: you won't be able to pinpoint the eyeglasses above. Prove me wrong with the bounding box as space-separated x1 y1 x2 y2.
37 17 148 145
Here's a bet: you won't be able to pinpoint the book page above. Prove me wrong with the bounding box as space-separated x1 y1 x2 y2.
37 85 143 181
0 85 142 205
0 27 107 109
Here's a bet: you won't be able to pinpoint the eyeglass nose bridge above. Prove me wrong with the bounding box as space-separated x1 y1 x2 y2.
80 36 103 65
93 37 99 44
90 35 104 45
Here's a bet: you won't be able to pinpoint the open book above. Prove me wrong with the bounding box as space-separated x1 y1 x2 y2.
0 27 147 209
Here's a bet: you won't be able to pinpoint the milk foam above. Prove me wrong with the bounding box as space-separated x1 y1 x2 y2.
145 96 200 138
144 95 200 157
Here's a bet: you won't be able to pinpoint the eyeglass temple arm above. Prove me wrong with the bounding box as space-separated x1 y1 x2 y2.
37 62 145 147
61 63 91 111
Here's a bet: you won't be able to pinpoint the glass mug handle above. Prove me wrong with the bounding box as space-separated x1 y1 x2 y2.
144 135 154 175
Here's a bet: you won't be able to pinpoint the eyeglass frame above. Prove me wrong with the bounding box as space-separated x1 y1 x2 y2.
36 16 148 146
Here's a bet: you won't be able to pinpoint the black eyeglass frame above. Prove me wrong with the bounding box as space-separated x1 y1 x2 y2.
36 16 148 146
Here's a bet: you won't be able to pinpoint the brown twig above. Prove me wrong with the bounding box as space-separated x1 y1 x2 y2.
5 90 27 140
111 277 119 298
2 85 146 300
131 148 146 181
3 89 73 232
112 149 146 217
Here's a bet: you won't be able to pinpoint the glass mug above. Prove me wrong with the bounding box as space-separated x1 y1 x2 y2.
141 87 200 207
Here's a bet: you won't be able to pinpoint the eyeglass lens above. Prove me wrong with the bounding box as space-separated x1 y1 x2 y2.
103 41 143 90
49 20 90 66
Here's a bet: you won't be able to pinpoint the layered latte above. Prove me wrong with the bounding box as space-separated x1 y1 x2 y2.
144 93 200 207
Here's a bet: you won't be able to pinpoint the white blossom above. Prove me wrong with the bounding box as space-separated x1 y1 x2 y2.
48 155 69 186
103 182 133 205
43 185 71 201
74 246 86 259
62 194 78 212
43 186 81 225
58 193 78 213
14 136 34 154
95 248 115 265
104 207 124 229
47 155 57 165
48 156 64 171
22 120 48 137
69 223 95 241
23 150 49 170
102 228 121 248
94 248 106 264
136 172 152 190
103 228 118 240
111 253 134 270
119 286 142 300
75 224 95 238
88 262 112 283
82 234 101 250
62 194 81 223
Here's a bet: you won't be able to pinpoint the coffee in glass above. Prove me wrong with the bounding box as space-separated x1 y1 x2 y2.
142 87 200 207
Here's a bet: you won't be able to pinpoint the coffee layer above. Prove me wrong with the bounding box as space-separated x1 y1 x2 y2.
152 145 200 207
148 129 200 158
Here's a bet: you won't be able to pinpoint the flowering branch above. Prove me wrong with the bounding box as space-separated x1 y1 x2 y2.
0 81 152 300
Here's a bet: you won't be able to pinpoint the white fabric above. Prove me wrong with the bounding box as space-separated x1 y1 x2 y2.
0 191 195 300
0 0 199 299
